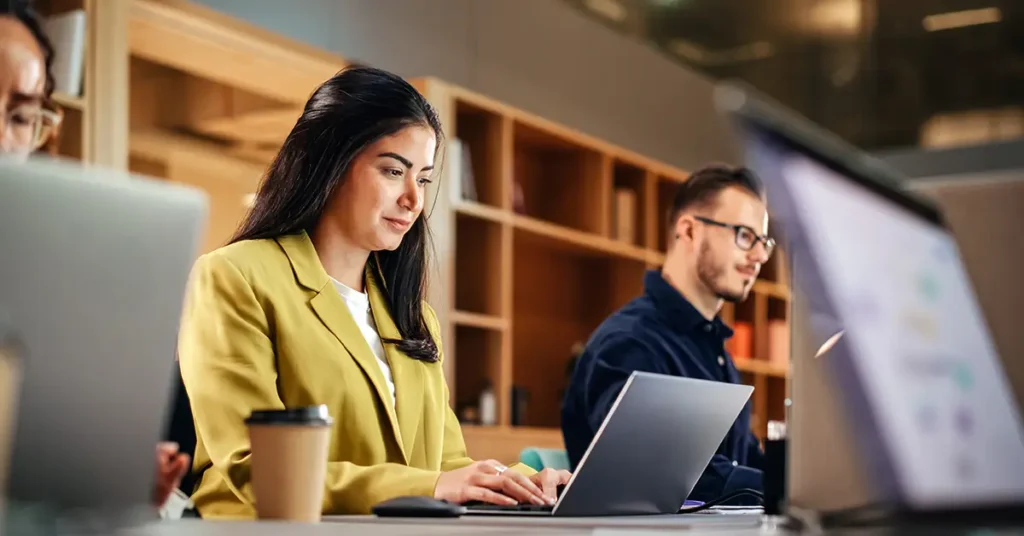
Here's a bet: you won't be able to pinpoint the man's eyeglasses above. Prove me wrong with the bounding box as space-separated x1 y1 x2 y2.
694 216 775 258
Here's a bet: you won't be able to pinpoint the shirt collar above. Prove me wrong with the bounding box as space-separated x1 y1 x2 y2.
643 270 734 339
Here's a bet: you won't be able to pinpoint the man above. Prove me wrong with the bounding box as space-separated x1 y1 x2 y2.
1 2 189 508
561 164 774 504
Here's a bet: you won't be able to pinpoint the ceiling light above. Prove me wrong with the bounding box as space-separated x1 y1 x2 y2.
583 0 627 23
923 7 1001 32
242 192 256 207
809 0 862 35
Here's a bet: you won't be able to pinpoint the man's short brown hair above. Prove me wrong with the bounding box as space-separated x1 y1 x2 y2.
667 164 765 232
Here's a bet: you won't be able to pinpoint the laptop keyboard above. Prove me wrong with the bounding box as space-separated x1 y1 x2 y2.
464 484 565 512
464 503 554 512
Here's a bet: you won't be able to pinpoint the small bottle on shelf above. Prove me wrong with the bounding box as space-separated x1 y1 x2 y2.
479 381 496 426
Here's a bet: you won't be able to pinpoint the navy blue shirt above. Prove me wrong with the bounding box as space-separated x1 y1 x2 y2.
561 270 764 503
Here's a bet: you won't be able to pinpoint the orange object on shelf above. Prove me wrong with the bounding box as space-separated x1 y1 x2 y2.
768 319 790 365
730 322 753 358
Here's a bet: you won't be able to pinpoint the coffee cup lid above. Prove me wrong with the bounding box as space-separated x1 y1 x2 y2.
244 405 333 426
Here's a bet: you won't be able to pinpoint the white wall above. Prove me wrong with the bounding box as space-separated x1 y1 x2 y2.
193 0 741 172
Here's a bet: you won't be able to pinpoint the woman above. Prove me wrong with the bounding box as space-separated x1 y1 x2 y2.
0 0 190 509
177 66 571 518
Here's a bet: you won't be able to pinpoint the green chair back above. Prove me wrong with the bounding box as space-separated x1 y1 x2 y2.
519 447 570 471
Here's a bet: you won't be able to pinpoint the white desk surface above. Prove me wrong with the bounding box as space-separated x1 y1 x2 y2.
118 513 786 536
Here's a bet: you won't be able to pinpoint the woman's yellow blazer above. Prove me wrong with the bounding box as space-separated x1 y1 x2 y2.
177 231 529 518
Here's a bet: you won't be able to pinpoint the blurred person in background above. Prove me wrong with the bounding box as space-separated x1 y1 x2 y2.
562 165 773 505
0 0 190 509
176 66 571 518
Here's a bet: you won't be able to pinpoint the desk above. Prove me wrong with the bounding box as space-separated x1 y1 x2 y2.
117 514 784 536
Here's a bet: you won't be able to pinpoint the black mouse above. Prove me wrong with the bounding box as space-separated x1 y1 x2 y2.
371 495 467 517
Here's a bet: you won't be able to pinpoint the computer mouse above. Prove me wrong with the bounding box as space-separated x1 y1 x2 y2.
371 495 467 517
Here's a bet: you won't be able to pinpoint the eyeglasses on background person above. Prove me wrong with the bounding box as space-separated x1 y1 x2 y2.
2 99 63 155
694 215 776 259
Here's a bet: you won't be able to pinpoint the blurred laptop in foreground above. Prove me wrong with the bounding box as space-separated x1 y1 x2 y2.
0 157 207 531
717 82 1024 529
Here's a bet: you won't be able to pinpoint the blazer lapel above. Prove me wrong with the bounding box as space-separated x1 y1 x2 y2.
276 233 406 462
366 267 422 461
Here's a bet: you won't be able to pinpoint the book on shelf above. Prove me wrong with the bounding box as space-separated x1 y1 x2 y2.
612 187 637 244
446 138 477 203
768 319 789 366
42 10 86 98
728 321 753 358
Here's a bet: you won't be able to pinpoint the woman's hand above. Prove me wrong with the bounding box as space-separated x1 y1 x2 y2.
528 468 572 500
153 442 191 507
434 460 556 506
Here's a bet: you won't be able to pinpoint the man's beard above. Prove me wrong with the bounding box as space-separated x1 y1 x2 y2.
696 242 747 303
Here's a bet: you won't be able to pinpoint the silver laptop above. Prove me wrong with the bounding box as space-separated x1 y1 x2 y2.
466 371 753 516
0 157 207 527
716 82 1024 525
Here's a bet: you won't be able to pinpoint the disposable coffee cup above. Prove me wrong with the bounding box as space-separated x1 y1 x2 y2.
245 405 333 522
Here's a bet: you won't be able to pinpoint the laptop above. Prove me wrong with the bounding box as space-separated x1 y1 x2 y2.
0 157 208 528
465 371 753 517
715 82 1024 526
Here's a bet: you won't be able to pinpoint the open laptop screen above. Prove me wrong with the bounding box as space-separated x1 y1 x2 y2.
739 123 1024 510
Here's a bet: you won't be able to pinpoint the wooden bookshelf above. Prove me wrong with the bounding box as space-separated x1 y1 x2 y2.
36 0 129 168
118 0 348 254
414 78 793 456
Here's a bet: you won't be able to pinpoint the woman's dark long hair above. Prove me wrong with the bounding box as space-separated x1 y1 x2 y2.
231 66 443 363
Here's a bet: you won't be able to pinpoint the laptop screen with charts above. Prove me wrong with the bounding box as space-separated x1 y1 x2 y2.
715 83 1024 514
465 372 753 517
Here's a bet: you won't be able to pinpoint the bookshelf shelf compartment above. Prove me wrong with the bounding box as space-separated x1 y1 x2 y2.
765 296 790 369
452 100 506 209
727 292 756 360
454 213 504 317
655 176 685 253
55 107 84 160
512 236 645 428
513 121 605 235
453 325 504 427
610 161 648 248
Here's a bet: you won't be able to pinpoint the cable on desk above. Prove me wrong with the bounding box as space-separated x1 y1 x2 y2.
678 488 765 514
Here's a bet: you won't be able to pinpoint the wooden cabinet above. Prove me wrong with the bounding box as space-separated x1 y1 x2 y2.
36 0 128 168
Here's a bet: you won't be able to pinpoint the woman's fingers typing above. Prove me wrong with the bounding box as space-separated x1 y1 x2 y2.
530 468 572 500
471 473 544 505
502 469 553 504
435 459 562 505
464 485 517 505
